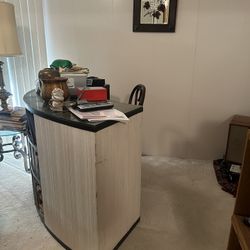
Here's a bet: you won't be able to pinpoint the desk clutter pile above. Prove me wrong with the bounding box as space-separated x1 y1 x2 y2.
38 59 129 122
0 107 26 132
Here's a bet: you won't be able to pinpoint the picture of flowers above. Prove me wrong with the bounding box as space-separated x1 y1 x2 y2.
133 0 177 32
141 0 170 25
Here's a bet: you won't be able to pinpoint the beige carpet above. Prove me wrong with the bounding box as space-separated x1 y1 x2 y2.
0 155 234 250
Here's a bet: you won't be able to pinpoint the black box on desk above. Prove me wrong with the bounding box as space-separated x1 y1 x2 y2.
86 77 105 87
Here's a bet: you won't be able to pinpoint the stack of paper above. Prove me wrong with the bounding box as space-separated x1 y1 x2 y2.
68 107 129 122
0 107 26 131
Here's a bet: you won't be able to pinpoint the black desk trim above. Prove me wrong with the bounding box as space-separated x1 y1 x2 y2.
23 90 143 132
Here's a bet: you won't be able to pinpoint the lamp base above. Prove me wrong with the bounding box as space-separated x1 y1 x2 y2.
0 88 12 112
0 61 12 112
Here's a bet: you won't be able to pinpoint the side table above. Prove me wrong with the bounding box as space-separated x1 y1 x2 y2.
225 115 250 165
0 107 29 172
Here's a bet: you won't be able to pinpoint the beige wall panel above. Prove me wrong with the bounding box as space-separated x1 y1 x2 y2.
43 0 250 159
34 115 98 250
96 114 142 250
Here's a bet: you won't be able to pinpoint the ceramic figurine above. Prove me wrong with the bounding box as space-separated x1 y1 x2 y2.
49 88 64 112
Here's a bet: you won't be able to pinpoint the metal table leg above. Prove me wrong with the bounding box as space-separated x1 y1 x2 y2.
0 132 30 173
0 136 4 161
12 133 30 173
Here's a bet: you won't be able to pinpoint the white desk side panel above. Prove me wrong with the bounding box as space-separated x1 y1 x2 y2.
34 115 98 250
96 114 142 250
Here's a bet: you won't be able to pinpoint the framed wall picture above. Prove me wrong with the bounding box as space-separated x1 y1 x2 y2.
133 0 178 32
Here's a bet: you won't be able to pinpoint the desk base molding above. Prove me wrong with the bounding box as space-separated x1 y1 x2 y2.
43 218 140 250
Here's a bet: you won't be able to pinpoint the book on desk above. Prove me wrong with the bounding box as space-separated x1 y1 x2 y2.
0 107 26 131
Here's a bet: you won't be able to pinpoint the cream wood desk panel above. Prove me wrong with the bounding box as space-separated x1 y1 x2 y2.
35 115 98 250
34 113 142 250
96 113 142 250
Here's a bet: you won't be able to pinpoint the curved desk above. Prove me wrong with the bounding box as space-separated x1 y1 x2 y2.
23 90 143 250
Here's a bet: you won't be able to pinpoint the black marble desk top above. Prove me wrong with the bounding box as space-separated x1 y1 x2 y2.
23 90 143 132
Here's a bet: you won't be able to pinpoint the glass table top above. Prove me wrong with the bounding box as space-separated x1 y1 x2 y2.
0 131 20 137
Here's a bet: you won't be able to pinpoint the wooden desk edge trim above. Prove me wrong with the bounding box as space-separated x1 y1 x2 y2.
232 215 250 250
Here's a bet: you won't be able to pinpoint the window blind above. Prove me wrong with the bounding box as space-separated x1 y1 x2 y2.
1 0 47 107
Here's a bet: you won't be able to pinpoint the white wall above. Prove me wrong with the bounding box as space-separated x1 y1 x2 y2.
43 0 250 160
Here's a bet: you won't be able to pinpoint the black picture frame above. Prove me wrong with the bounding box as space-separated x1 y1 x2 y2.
133 0 178 32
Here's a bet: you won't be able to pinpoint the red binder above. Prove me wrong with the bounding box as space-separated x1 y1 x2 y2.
76 87 107 102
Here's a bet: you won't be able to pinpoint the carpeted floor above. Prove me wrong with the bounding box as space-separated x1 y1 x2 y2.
0 155 234 250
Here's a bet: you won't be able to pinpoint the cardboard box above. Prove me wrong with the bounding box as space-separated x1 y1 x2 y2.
60 73 87 95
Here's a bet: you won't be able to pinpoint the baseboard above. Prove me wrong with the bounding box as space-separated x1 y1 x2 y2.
43 217 140 250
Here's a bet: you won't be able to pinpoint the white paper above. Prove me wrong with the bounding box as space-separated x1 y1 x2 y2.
230 164 241 174
68 107 129 122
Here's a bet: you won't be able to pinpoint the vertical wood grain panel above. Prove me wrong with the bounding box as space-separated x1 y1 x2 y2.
234 132 250 216
95 114 142 250
34 115 99 250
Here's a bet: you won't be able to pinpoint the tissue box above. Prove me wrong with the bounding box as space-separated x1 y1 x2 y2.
76 87 107 102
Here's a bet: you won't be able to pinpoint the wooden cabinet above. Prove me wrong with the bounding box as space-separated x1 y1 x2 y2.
225 115 250 165
34 114 142 250
24 90 143 250
227 132 250 250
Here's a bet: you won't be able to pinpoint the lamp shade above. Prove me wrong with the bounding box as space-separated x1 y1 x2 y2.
0 2 21 56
